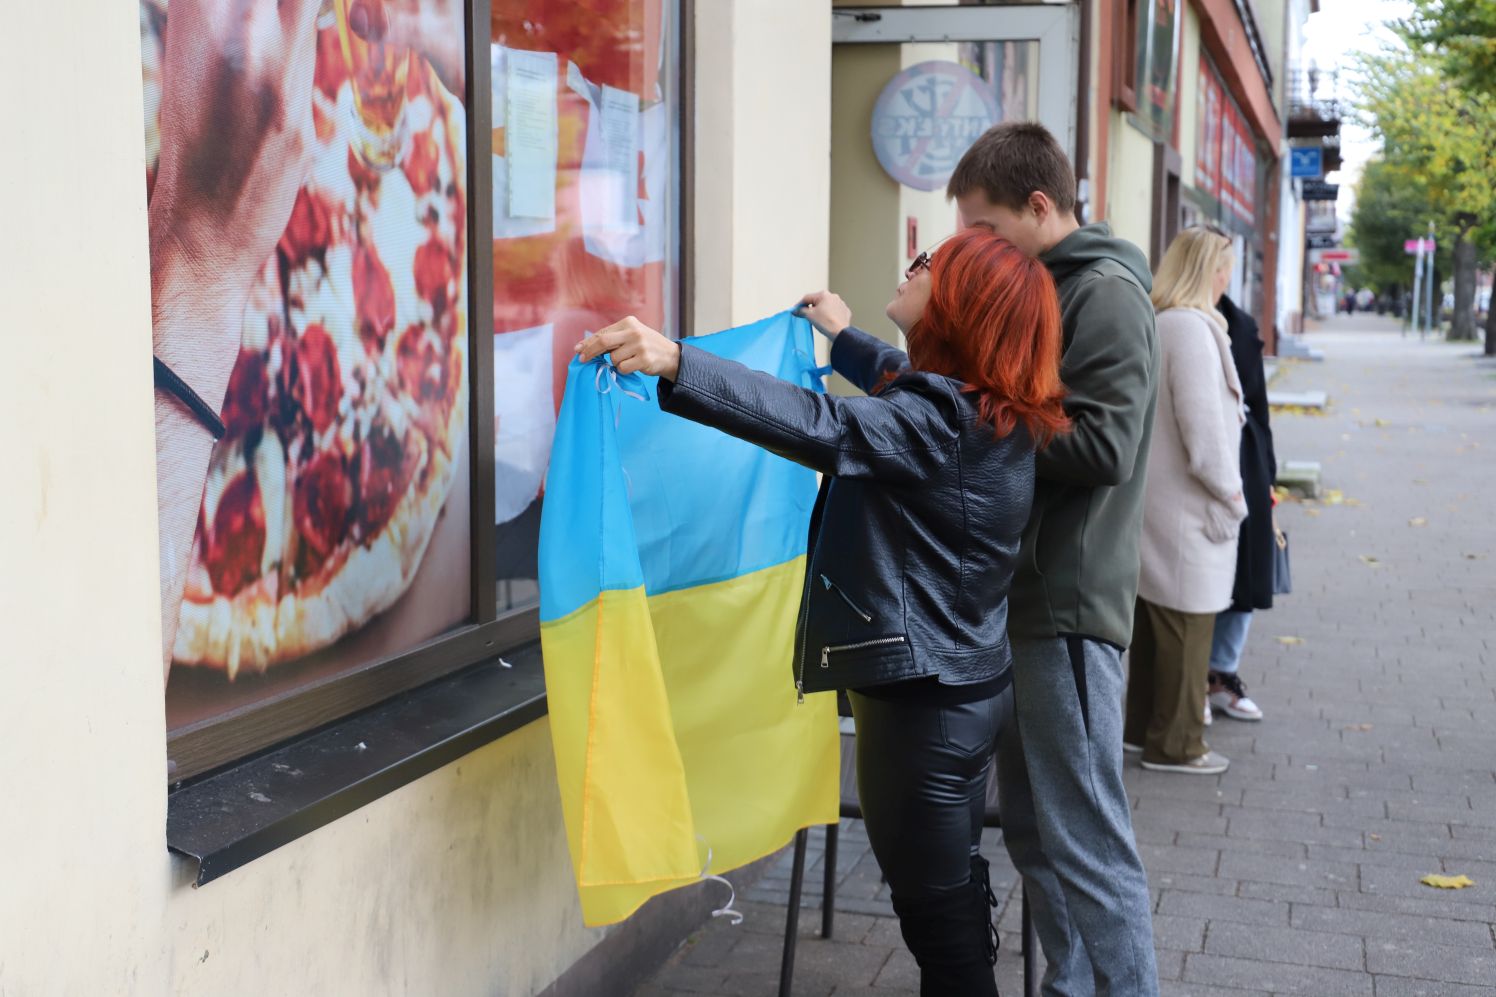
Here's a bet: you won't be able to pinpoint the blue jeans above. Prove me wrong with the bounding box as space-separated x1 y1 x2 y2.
1209 610 1253 675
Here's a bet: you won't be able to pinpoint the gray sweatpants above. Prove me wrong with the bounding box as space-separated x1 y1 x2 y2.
998 636 1158 997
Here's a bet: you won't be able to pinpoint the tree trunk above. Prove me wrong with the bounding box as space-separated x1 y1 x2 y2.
1450 233 1477 341
1486 279 1496 356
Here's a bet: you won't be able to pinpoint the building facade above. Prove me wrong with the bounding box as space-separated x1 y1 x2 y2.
3 2 1319 994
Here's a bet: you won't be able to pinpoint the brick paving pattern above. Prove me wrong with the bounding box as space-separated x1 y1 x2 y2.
636 316 1496 996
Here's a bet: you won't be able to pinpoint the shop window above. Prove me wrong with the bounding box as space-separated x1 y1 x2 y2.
490 0 684 619
141 0 682 782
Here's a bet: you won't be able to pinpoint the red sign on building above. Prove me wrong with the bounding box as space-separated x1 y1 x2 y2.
1195 55 1256 223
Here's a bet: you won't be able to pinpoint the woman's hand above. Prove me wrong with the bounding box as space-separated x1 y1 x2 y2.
576 316 683 380
796 291 852 338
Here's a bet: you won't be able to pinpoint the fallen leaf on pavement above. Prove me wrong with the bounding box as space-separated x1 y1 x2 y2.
1276 636 1305 646
1324 489 1345 505
1359 555 1381 566
1368 833 1382 842
1345 498 1363 507
1344 723 1374 731
1409 517 1428 527
1375 418 1391 427
1420 874 1475 890
1305 508 1321 517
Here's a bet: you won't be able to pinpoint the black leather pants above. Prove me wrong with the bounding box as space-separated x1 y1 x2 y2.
849 685 1009 997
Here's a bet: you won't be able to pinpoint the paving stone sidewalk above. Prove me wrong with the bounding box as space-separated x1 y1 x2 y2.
636 315 1496 997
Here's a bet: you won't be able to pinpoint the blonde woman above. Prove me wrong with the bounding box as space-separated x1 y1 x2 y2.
1123 226 1246 774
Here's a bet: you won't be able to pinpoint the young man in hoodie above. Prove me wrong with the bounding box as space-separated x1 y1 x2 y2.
948 122 1161 995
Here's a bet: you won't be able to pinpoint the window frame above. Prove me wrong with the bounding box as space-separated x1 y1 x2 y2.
168 0 691 784
1113 0 1140 112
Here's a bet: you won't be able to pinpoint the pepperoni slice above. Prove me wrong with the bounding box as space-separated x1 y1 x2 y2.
294 323 343 434
278 188 334 270
293 450 352 576
357 424 416 535
204 470 265 597
402 132 440 197
220 349 269 438
353 242 396 353
396 323 443 402
413 235 455 323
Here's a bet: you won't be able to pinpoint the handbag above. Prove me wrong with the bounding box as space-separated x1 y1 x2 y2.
1272 521 1292 595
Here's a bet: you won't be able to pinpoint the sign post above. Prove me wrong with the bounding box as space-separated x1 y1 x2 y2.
1410 239 1423 337
1405 236 1436 338
1400 233 1436 338
1424 224 1437 338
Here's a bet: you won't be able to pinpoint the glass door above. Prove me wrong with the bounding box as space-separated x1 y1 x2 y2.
829 5 1079 369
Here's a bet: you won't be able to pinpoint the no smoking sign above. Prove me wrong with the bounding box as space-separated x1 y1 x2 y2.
871 61 999 192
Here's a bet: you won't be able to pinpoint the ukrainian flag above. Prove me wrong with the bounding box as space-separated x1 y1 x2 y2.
539 310 841 927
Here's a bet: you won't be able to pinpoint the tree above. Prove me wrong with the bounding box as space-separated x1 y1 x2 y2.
1354 34 1496 345
1346 156 1448 304
1407 0 1496 352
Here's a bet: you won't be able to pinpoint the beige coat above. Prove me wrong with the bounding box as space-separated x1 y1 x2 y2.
1137 307 1247 614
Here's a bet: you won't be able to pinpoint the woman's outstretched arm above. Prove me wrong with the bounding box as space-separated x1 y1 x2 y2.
578 317 955 483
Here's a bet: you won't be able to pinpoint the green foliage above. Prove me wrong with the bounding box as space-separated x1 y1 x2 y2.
1406 0 1496 96
1348 30 1496 272
1346 157 1446 292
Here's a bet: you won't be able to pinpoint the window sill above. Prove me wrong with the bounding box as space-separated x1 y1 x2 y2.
167 643 546 886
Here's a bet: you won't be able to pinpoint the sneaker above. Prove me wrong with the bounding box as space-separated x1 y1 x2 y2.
1141 751 1231 775
1204 698 1213 726
1209 671 1264 722
1123 742 1143 755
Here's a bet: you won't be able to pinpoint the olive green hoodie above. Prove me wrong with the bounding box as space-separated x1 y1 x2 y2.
1009 223 1160 649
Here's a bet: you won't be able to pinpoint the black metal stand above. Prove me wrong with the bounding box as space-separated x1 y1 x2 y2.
821 822 838 939
777 828 809 997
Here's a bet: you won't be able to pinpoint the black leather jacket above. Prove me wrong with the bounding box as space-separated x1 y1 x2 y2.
657 326 1036 699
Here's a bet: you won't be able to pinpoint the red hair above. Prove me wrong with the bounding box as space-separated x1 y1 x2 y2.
889 230 1069 447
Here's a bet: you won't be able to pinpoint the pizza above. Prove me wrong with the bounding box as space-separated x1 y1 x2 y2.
142 6 469 678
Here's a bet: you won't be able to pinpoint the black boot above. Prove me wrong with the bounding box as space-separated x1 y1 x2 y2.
972 853 1001 966
890 876 1001 997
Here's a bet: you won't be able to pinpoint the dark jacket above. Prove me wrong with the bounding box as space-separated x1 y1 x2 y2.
1218 294 1278 611
657 326 1036 698
1008 223 1160 649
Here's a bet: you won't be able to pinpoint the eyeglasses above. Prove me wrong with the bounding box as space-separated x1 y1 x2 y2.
906 251 932 280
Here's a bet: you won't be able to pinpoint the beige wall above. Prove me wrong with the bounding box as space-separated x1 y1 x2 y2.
693 0 833 333
1105 112 1158 265
1178 4 1201 191
1 2 830 994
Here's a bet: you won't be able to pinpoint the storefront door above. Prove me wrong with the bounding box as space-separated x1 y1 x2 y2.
829 5 1078 371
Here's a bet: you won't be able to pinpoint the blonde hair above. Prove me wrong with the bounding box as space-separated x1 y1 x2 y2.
1151 226 1234 315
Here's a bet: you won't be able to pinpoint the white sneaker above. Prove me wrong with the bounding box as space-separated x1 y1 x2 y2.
1204 699 1213 726
1123 742 1143 755
1208 672 1264 722
1141 751 1231 775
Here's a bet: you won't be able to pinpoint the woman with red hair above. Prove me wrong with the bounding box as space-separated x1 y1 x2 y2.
581 230 1066 995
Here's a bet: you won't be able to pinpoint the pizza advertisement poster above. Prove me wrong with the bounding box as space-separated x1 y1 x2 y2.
143 0 475 736
488 0 680 600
